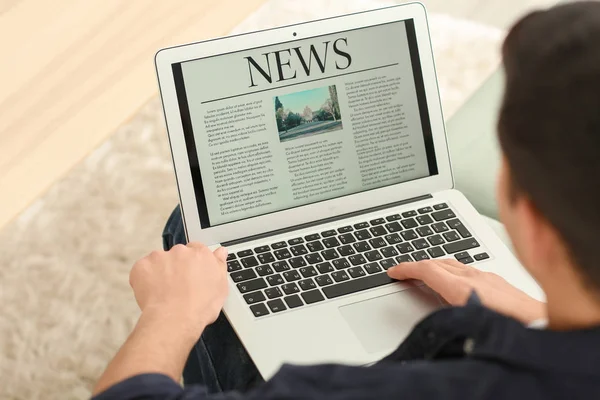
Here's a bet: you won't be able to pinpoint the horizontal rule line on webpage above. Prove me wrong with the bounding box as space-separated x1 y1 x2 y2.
201 63 399 104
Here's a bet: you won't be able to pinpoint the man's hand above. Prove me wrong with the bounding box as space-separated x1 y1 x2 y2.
129 243 229 336
94 243 228 395
387 259 546 324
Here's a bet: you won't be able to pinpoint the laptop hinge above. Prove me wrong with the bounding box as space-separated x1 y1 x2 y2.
222 194 433 247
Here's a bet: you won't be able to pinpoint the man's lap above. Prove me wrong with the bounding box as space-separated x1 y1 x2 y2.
162 205 264 393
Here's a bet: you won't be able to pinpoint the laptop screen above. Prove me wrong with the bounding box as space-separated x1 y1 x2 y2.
172 18 438 228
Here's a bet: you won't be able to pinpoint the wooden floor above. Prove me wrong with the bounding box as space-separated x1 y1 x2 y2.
0 0 558 230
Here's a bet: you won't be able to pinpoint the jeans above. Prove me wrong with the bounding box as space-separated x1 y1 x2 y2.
162 206 264 393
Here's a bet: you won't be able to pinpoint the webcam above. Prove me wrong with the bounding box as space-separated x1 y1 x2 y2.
293 32 297 37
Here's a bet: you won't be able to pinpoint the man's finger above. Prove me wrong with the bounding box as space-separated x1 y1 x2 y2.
186 242 207 251
213 246 228 263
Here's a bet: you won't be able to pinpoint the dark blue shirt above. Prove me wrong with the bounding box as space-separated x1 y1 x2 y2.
93 304 600 399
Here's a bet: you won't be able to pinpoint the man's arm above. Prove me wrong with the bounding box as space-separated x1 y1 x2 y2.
93 243 229 396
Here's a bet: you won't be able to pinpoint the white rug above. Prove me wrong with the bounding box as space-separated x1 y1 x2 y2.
0 1 502 398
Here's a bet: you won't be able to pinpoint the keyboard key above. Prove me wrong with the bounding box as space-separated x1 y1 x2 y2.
402 210 417 217
250 303 269 317
364 262 382 274
315 274 334 286
431 222 449 233
412 251 430 261
427 246 445 258
266 274 285 286
237 249 253 257
288 237 304 245
365 250 383 262
284 294 303 308
381 246 399 258
274 248 292 259
386 214 402 221
231 269 257 283
271 241 287 249
368 237 387 248
316 261 334 274
428 235 445 246
370 218 386 225
283 270 301 281
396 255 413 263
331 271 350 282
384 233 403 245
443 231 460 242
305 233 321 241
254 245 270 253
454 251 470 260
416 226 434 237
257 252 275 264
401 230 418 241
227 260 242 273
397 243 415 254
281 283 300 295
443 238 480 254
272 261 290 272
227 253 237 261
299 266 318 278
255 265 274 276
323 237 341 248
459 256 474 264
418 206 433 214
355 229 372 241
307 241 324 252
412 239 430 250
301 289 325 304
290 245 308 256
299 278 317 291
416 215 434 225
447 219 472 238
338 225 353 233
321 249 339 260
433 203 448 210
401 218 418 229
289 257 307 269
332 258 351 270
474 252 490 261
339 233 356 244
348 266 367 278
241 256 259 268
267 299 287 313
323 272 394 299
380 259 396 270
385 222 402 233
353 241 371 253
237 278 267 293
321 230 337 237
431 209 456 221
348 254 367 265
305 253 323 264
338 245 355 256
369 226 388 237
264 287 283 299
243 291 266 304
353 222 370 229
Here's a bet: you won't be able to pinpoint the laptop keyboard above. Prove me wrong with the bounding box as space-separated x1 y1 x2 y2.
226 203 489 318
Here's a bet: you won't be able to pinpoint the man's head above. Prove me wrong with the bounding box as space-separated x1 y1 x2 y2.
496 2 600 295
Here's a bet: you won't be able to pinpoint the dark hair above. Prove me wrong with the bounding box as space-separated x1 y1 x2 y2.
498 1 600 289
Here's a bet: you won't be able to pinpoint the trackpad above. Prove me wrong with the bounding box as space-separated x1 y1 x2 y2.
339 287 442 354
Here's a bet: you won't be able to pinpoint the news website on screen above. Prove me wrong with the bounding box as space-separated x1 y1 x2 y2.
175 20 435 227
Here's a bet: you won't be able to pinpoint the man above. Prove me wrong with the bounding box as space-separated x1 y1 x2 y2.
93 2 600 399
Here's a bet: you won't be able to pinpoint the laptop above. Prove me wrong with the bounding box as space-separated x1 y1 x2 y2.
155 2 542 378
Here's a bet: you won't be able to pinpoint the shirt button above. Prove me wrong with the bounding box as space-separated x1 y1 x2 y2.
463 337 476 354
